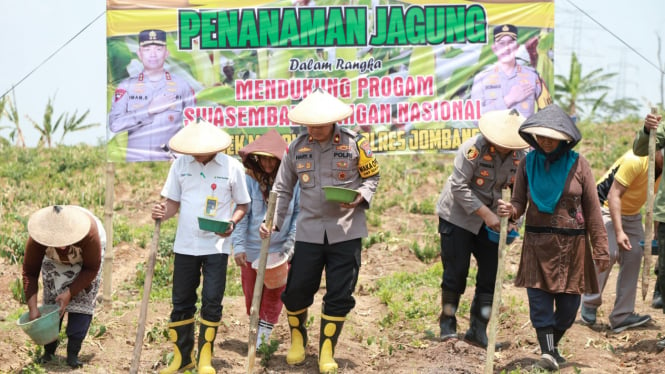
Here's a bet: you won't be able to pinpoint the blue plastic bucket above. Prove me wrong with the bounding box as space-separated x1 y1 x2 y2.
639 239 659 255
17 304 60 345
485 226 520 244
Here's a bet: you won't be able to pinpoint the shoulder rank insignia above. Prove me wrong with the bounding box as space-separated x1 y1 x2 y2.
356 135 379 178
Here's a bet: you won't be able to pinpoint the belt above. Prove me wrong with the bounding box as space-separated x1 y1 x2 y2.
525 225 586 236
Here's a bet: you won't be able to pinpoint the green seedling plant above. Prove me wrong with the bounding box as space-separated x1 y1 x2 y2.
11 277 25 304
257 338 279 367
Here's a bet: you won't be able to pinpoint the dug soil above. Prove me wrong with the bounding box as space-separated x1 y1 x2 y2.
1 233 664 373
1 149 664 373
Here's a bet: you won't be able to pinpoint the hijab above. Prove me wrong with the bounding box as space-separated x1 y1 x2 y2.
519 105 582 214
238 129 288 201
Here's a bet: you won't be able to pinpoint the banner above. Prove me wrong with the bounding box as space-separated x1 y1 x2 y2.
106 0 554 162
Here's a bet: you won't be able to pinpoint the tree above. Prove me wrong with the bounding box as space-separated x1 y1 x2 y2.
554 52 617 118
26 95 64 148
3 90 26 148
59 109 100 144
593 96 641 124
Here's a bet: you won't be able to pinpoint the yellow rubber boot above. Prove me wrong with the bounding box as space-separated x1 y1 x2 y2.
197 318 220 374
159 318 195 374
285 308 308 365
318 314 345 374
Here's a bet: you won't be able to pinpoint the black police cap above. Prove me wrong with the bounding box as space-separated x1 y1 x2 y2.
493 24 517 41
139 29 166 46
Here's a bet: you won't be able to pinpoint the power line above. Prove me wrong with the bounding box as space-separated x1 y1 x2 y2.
0 10 106 101
566 0 664 74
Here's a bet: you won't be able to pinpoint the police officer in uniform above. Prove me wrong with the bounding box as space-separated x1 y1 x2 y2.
471 24 551 118
261 88 379 373
109 29 196 162
435 109 529 348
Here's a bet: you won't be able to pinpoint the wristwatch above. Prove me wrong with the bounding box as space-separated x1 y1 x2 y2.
229 220 236 231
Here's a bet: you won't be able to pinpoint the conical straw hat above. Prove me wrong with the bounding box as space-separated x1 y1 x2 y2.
520 126 573 141
288 88 353 126
27 205 91 247
168 118 232 155
478 109 529 150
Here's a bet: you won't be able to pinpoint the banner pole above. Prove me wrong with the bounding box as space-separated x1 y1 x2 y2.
103 161 115 305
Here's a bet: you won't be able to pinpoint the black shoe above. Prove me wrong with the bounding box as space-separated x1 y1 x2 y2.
36 352 55 364
611 313 651 333
66 337 83 368
463 315 488 348
652 295 663 309
552 348 566 364
536 353 559 371
67 355 83 369
439 316 457 341
657 338 665 349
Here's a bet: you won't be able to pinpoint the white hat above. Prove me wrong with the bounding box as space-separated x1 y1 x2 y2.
27 205 91 247
288 88 353 126
168 118 232 155
520 126 573 141
478 109 529 150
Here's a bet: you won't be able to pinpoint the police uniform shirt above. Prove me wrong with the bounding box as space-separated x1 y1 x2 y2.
470 63 546 118
272 125 380 245
160 153 251 256
109 71 196 161
436 134 526 234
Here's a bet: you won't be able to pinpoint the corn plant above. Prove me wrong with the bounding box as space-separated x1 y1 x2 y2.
11 277 25 304
257 339 279 367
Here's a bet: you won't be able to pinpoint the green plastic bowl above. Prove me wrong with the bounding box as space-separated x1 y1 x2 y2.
323 186 358 203
17 304 60 345
198 217 230 233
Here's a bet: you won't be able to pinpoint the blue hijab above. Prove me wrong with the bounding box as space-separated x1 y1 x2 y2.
525 143 578 214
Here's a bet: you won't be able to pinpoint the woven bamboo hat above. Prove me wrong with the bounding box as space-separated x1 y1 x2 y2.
478 109 529 150
27 205 91 247
288 87 353 126
168 118 232 155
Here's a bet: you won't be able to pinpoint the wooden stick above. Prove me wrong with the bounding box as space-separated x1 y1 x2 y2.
130 219 161 374
247 191 278 373
484 188 511 374
642 106 658 301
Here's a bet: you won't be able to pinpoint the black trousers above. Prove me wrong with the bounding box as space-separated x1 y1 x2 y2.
171 253 228 322
281 235 361 317
439 218 498 296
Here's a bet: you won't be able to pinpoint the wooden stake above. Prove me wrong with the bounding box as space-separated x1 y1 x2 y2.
484 188 511 374
130 219 161 374
247 191 278 373
642 106 658 300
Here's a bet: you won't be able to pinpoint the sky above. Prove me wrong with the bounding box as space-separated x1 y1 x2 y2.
0 0 664 147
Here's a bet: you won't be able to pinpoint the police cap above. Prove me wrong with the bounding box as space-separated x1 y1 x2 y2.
493 24 517 41
139 29 167 47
